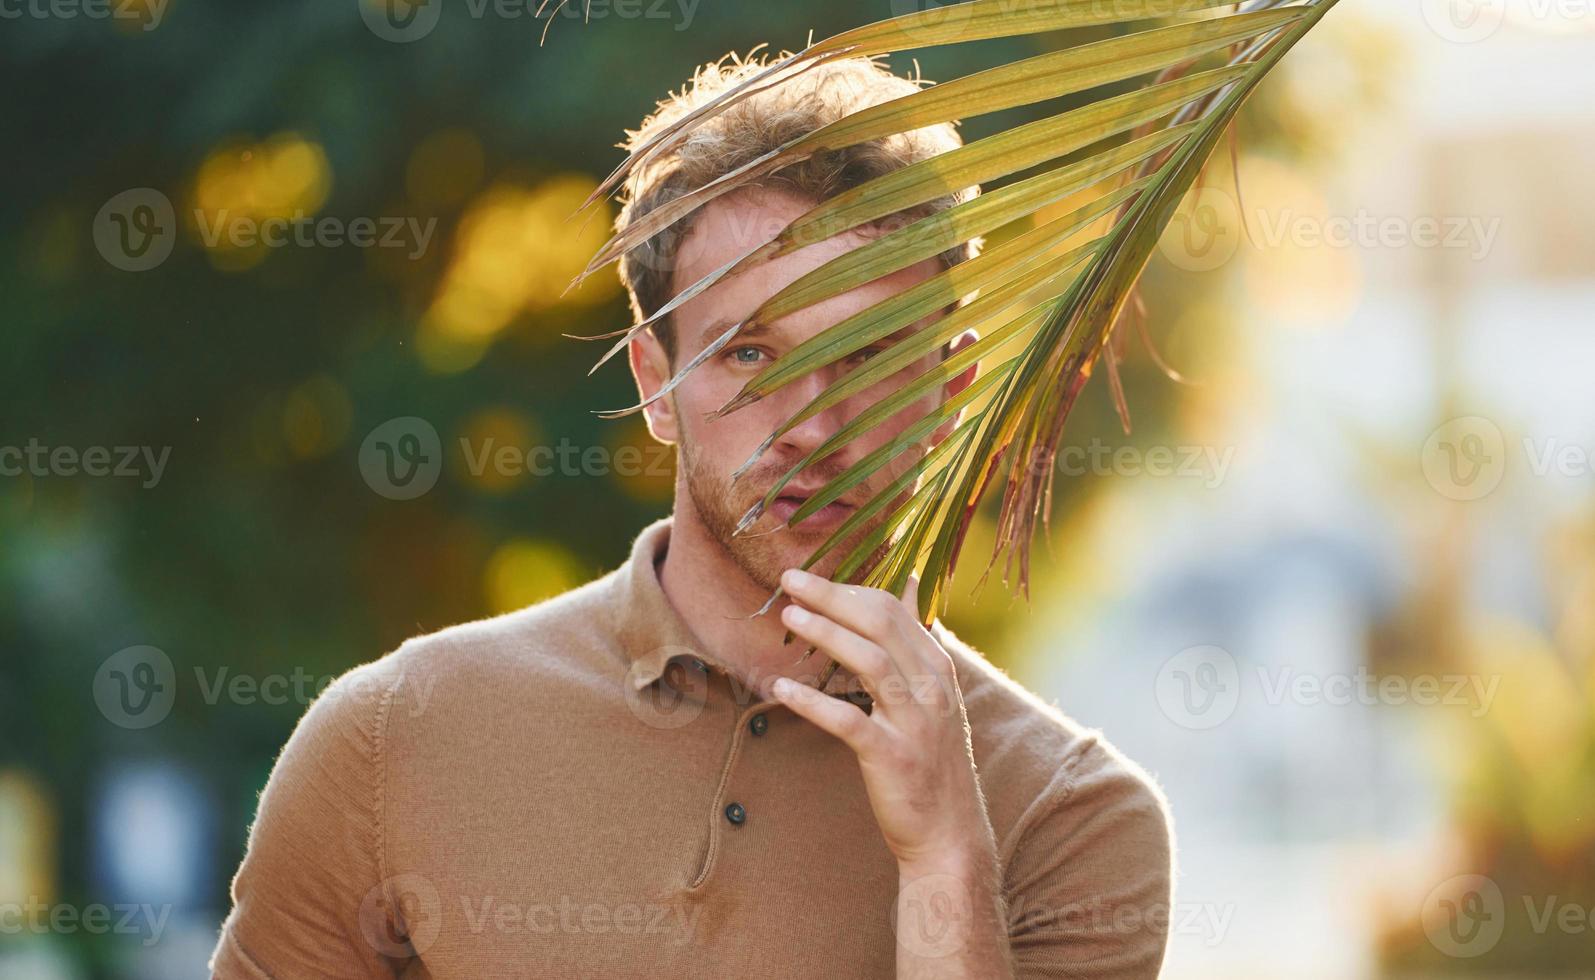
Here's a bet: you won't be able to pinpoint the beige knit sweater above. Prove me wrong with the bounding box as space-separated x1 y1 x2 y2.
211 517 1173 978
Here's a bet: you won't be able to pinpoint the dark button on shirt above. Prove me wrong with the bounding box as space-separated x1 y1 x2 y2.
724 802 746 825
749 712 768 736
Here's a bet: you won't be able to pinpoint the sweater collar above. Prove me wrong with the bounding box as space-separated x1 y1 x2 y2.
610 516 864 703
612 517 712 692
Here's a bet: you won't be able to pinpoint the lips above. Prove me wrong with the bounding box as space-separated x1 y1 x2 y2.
769 491 856 530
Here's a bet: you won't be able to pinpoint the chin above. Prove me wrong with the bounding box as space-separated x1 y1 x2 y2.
680 443 891 589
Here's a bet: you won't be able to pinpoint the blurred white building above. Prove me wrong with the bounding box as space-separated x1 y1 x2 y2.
1024 4 1595 977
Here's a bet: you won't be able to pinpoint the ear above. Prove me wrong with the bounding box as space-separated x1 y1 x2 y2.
930 328 980 445
628 328 679 445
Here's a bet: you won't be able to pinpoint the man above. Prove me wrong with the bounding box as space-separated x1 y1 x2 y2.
211 54 1173 979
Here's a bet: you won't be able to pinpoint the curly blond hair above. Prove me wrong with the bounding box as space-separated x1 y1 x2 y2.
616 51 981 360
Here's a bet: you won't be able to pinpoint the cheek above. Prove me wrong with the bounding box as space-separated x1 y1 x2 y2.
677 373 786 454
669 358 745 425
719 400 792 450
844 359 944 442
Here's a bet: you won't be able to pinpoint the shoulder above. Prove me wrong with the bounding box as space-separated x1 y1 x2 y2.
287 568 629 768
931 622 1173 865
347 567 627 695
933 624 1174 972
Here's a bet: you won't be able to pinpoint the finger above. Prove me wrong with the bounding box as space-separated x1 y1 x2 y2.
783 569 947 690
767 676 880 756
899 574 921 619
896 571 956 683
782 568 913 651
781 604 900 712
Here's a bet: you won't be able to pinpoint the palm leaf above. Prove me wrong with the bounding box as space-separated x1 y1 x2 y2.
582 0 1343 628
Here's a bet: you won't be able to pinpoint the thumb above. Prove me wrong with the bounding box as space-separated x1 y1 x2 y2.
899 573 922 617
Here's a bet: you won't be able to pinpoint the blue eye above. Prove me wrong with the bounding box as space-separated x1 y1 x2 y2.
730 347 764 364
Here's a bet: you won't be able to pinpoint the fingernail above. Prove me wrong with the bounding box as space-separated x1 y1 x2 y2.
782 568 806 590
783 604 810 626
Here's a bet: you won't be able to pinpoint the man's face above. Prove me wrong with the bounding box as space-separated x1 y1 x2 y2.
629 187 977 592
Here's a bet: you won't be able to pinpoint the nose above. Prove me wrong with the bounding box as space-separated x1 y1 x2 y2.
770 363 855 467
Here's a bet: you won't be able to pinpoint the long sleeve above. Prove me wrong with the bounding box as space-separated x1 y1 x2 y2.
210 661 413 979
1002 737 1175 979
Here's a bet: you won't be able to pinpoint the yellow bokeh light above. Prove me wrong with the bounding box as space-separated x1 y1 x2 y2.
281 375 353 461
454 408 544 494
418 174 619 373
111 0 163 33
484 538 585 614
0 770 56 905
188 133 333 271
606 417 675 503
1461 618 1583 775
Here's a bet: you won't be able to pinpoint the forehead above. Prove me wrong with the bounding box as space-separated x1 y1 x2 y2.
668 186 942 354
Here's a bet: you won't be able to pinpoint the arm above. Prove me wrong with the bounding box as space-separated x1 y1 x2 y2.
767 568 1174 979
1001 742 1173 978
766 569 1016 980
210 662 414 979
894 843 1017 979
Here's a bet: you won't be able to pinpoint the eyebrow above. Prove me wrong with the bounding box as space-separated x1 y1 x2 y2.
697 318 772 352
698 316 931 355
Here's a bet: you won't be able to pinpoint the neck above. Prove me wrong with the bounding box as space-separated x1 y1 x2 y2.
658 496 819 693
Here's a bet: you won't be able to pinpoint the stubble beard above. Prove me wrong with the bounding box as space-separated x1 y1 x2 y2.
677 433 894 594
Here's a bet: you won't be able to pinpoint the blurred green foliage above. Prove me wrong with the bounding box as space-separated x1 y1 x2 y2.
2 4 1418 977
0 3 1201 961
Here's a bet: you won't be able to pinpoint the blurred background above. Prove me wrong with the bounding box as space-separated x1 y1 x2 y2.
1 1 1591 977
